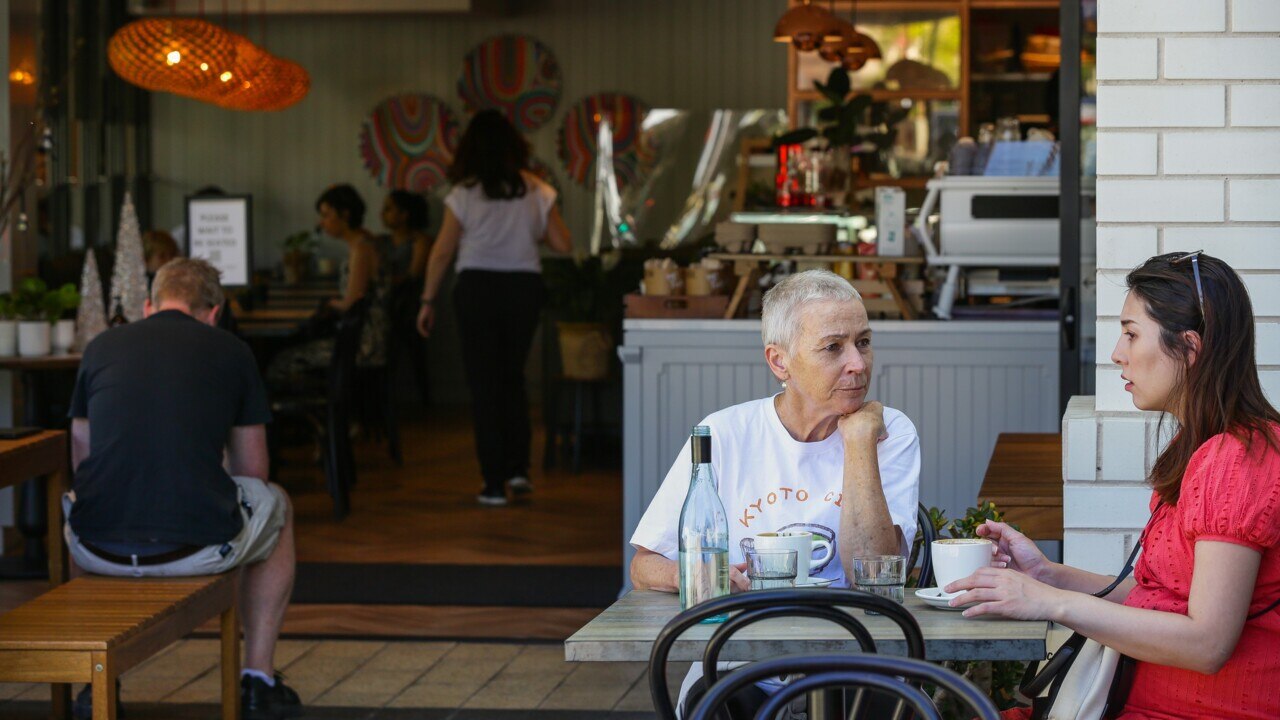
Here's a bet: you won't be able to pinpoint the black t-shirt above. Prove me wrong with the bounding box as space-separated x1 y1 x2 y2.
67 310 272 546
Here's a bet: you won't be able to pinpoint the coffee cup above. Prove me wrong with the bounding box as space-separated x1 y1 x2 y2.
930 538 994 592
754 531 833 584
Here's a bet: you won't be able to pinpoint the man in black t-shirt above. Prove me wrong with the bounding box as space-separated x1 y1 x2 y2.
67 258 300 720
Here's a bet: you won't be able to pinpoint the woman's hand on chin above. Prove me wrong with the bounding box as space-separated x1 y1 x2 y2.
837 401 887 446
945 567 1067 621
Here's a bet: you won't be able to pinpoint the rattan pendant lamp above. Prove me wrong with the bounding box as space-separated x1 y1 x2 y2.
107 17 236 96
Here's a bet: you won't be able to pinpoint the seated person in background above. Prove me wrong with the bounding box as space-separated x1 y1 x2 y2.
629 269 922 718
266 184 388 384
380 190 432 285
143 228 239 335
143 230 179 283
66 258 300 720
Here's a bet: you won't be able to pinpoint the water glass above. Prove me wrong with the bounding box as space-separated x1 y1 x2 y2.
853 555 906 612
745 550 798 591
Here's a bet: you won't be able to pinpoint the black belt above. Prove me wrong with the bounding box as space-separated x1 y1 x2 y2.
81 542 205 566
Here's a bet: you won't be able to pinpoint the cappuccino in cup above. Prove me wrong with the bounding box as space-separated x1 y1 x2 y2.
930 538 993 591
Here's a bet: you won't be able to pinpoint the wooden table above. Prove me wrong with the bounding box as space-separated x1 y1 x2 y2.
235 307 312 339
565 590 1050 663
0 354 83 372
0 430 69 585
977 433 1063 542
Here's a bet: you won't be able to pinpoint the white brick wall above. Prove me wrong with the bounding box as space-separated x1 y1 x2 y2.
1073 0 1280 573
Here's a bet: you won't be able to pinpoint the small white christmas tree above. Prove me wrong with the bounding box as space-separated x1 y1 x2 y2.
75 250 107 350
109 192 148 322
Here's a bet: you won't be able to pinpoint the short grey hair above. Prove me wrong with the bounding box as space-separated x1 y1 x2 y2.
761 269 862 351
152 257 225 312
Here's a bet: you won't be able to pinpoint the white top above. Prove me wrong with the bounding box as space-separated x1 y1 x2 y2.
444 171 557 274
630 394 921 590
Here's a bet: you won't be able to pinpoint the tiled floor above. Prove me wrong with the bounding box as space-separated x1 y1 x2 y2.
0 638 685 718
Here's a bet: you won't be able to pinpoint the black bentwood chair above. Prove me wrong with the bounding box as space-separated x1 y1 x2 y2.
908 502 937 589
648 588 925 720
270 298 367 519
686 654 1000 720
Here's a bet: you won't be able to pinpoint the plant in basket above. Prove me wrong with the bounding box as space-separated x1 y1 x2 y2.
543 250 629 381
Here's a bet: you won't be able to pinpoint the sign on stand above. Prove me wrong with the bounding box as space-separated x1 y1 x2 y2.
186 195 253 287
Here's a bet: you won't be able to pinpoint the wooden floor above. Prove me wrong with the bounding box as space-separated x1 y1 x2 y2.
1 406 624 640
286 407 622 567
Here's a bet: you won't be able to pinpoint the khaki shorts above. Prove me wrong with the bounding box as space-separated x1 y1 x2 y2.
64 476 287 578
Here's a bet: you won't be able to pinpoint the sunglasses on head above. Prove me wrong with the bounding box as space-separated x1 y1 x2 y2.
1170 249 1205 315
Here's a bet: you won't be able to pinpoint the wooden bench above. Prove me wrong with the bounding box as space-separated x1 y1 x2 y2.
0 574 241 720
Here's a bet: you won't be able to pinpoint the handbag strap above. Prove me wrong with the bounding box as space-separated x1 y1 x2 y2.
1092 538 1143 599
1248 595 1280 621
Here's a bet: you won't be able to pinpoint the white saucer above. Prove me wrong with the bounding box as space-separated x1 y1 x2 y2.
794 577 835 588
914 587 975 611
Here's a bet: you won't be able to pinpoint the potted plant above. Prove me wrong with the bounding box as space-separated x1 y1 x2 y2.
774 67 909 205
13 278 80 357
49 284 81 354
0 293 16 356
281 230 317 285
543 251 627 381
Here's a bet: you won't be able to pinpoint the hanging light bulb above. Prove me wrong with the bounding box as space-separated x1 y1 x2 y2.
107 18 236 96
774 0 843 52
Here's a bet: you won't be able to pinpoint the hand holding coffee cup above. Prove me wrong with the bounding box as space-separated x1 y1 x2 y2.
754 531 833 584
930 538 997 593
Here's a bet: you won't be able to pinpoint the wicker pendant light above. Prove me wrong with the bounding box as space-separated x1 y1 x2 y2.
107 18 236 96
197 33 306 111
774 0 843 52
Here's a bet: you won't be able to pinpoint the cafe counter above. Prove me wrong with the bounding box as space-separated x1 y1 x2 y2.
618 318 1060 587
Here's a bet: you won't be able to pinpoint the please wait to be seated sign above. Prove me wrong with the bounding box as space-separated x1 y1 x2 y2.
187 195 253 287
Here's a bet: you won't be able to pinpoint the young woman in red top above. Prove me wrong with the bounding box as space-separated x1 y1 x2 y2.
948 252 1280 719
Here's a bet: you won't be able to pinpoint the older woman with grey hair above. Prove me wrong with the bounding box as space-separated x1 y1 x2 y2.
630 269 922 717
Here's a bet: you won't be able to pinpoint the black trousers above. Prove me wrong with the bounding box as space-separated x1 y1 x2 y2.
453 270 544 493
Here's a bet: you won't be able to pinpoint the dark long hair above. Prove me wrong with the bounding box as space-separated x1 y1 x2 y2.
388 190 429 232
447 109 529 200
1127 253 1280 505
316 184 366 229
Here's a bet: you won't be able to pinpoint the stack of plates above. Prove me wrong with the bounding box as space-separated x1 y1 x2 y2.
756 223 837 255
715 221 756 251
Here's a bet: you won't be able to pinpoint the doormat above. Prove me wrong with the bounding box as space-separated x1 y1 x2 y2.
292 563 623 608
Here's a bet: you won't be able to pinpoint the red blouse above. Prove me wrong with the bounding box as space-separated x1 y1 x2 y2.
1116 426 1280 720
1001 427 1280 720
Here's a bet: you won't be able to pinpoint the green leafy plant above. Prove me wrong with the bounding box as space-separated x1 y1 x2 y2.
282 230 317 256
0 293 15 321
12 278 80 323
773 68 908 153
911 502 1027 717
543 251 628 324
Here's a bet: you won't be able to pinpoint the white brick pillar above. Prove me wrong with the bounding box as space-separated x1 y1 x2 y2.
1067 0 1280 571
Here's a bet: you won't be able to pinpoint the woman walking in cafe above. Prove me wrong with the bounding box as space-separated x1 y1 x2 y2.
417 109 572 506
948 252 1280 719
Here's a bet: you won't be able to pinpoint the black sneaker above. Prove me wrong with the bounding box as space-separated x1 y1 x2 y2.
476 488 509 506
241 673 302 720
507 476 532 495
72 680 123 720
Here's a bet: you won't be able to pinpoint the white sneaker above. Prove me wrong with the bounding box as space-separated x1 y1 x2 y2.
476 490 508 506
507 476 532 494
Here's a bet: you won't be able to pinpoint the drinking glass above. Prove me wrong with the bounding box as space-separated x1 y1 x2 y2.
745 550 798 590
853 555 906 612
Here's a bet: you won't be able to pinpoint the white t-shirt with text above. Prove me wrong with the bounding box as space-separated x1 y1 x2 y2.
630 394 921 589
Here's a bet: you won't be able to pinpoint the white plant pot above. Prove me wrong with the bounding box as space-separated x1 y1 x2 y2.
53 319 76 354
0 321 16 357
17 321 51 358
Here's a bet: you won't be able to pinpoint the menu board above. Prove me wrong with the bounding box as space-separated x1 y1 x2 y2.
186 195 253 287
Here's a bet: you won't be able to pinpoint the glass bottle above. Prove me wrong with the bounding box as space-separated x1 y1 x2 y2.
108 296 128 327
678 425 730 621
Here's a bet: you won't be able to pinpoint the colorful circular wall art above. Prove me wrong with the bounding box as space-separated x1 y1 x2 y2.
457 35 562 132
558 93 649 189
359 94 459 193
